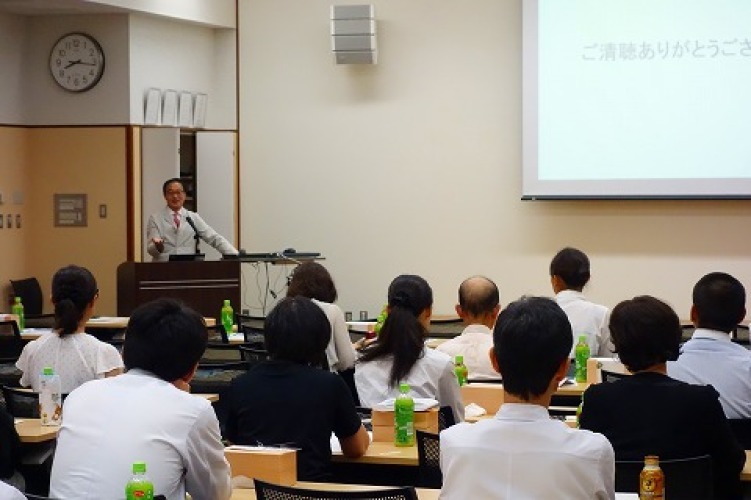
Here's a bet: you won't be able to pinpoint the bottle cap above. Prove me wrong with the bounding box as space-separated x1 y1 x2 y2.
42 367 53 376
399 382 410 393
644 455 660 465
578 334 587 343
455 355 464 364
224 299 230 306
132 461 147 474
14 297 21 304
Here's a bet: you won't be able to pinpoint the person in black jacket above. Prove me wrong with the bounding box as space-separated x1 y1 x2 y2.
580 295 744 499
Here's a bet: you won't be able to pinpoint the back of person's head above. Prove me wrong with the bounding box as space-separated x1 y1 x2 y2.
51 265 98 337
693 272 746 333
286 261 338 303
458 276 500 317
123 298 207 381
265 296 331 366
359 274 433 387
550 247 591 290
609 295 681 372
492 296 572 400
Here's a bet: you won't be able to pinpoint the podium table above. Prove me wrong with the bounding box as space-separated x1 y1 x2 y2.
117 261 240 319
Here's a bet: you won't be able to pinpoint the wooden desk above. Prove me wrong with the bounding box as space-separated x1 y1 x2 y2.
230 483 439 499
461 381 588 414
20 316 216 341
332 441 418 467
15 419 59 443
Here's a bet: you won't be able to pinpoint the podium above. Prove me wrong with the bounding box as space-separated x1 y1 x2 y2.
117 261 240 320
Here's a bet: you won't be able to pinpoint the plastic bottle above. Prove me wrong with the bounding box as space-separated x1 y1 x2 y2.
639 455 665 499
11 296 24 331
574 334 590 383
125 461 154 500
454 355 468 386
39 367 62 426
221 299 234 336
394 382 415 447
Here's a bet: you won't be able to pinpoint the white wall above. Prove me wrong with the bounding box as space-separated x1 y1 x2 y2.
238 0 751 318
128 14 236 129
24 14 131 125
0 13 28 124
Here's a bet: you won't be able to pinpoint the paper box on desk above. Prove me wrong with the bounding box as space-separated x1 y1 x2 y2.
371 408 439 442
224 446 297 486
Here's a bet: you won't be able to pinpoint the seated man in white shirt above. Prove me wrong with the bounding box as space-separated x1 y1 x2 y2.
436 276 501 380
668 272 751 419
50 298 232 500
440 296 615 500
550 247 613 357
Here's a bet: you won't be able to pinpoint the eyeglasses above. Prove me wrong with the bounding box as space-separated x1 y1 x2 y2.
166 190 185 196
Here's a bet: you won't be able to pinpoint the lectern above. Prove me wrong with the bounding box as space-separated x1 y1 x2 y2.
117 261 240 320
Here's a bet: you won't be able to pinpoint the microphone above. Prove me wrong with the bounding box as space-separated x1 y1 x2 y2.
185 216 200 238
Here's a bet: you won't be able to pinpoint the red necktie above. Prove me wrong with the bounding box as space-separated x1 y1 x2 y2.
173 212 180 229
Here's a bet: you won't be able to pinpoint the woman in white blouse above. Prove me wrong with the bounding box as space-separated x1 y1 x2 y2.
355 274 464 423
286 262 357 372
16 265 123 394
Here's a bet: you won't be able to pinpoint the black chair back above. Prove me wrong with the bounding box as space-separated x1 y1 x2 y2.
0 320 22 359
1 386 69 418
238 344 270 366
615 455 713 500
728 419 751 449
415 430 442 488
253 479 418 500
438 405 455 430
10 278 44 316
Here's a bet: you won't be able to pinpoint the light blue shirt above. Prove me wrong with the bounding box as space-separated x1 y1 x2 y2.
668 328 751 419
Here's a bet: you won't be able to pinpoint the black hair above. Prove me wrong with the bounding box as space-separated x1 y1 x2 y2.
265 296 331 366
492 296 572 400
286 261 338 303
162 178 184 195
51 265 98 338
358 275 433 387
550 247 591 290
693 272 746 333
609 295 681 372
123 298 208 381
458 276 500 317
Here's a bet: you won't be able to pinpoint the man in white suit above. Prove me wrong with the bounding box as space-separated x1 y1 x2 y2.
147 178 237 261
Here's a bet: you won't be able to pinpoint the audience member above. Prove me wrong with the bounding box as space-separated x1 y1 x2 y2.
436 276 501 380
286 261 357 372
16 265 123 393
225 297 368 480
440 296 615 499
580 295 744 499
668 272 750 418
550 247 612 356
355 275 464 423
50 298 231 500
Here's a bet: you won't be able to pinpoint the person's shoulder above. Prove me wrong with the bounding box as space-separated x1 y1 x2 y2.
439 421 475 444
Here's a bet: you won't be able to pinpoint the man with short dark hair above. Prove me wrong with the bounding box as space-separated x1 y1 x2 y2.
550 247 613 356
668 272 750 418
146 177 237 261
436 276 500 379
440 296 615 499
50 299 232 500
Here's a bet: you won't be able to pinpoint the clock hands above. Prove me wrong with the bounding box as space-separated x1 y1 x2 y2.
64 59 97 69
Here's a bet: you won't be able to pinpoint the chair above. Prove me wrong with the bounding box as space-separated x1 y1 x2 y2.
9 278 55 328
415 430 442 488
253 479 418 500
614 455 713 499
238 344 269 366
600 368 630 383
731 324 750 346
727 419 751 449
438 405 455 430
1 386 69 418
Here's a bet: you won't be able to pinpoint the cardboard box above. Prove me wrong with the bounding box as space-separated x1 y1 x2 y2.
224 447 297 486
371 407 438 442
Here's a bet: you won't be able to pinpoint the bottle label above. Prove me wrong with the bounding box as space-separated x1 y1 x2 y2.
639 469 665 499
394 406 415 446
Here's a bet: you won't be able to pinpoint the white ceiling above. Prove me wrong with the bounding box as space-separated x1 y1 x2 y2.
0 0 126 15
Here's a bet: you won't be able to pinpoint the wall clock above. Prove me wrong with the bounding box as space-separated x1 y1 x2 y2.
49 32 105 92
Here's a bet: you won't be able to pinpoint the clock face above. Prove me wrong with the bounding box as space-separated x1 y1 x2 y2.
49 32 105 92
